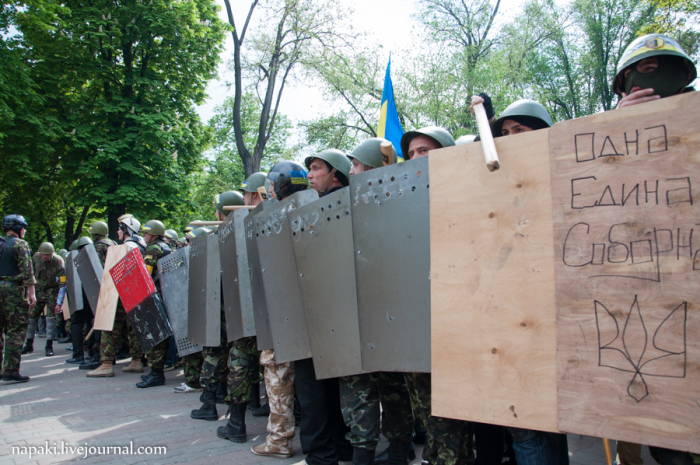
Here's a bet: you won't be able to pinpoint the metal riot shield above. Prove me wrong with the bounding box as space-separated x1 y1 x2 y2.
75 244 103 313
291 188 363 379
245 200 275 350
256 190 319 363
110 249 172 353
65 250 84 315
159 246 202 356
350 157 431 373
219 210 256 341
187 233 221 347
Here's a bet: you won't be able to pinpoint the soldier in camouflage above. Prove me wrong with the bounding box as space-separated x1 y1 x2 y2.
0 214 37 383
21 242 64 357
135 219 172 388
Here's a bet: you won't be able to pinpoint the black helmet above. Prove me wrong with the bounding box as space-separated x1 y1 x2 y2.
268 161 309 198
2 214 28 235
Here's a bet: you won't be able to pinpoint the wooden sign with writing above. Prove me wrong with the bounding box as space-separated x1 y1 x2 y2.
93 245 129 331
550 93 700 453
430 129 559 432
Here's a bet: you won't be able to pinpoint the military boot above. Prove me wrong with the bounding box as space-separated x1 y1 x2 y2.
123 359 144 373
87 361 115 378
21 339 34 354
381 439 410 465
45 340 54 357
191 389 218 421
215 382 227 404
247 382 261 410
353 447 376 465
136 368 165 388
216 403 247 443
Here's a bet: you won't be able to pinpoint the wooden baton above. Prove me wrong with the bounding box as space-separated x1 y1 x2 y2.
222 205 256 211
473 102 500 172
189 220 223 226
381 141 395 166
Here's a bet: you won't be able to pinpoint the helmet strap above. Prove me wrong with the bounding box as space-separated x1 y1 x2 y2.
321 168 337 194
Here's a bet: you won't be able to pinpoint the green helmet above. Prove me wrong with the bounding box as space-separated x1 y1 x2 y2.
491 99 553 137
304 149 352 185
240 172 268 193
214 191 245 216
400 126 455 159
57 248 68 259
164 229 179 241
349 138 396 168
38 242 55 255
69 240 78 251
177 236 187 246
186 227 212 239
184 225 194 234
613 33 697 96
141 220 166 236
89 221 109 237
77 236 93 249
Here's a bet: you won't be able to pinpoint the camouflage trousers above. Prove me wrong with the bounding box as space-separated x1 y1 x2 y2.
0 284 30 375
145 336 170 370
339 371 414 450
226 336 259 405
200 318 231 393
100 306 141 363
182 352 203 388
406 372 472 465
260 349 295 449
29 290 58 320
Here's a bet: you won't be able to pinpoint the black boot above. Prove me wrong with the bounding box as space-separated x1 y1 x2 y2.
216 403 247 442
136 369 165 388
381 439 411 465
252 402 270 417
353 447 376 465
215 382 227 404
45 340 54 357
21 339 34 354
247 382 261 410
375 441 416 465
191 389 218 421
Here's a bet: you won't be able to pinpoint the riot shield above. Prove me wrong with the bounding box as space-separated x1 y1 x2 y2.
65 251 84 315
75 244 103 313
110 249 172 353
256 190 318 363
350 158 431 373
187 233 221 347
159 246 202 356
290 188 363 378
94 244 129 331
245 200 275 350
219 210 256 341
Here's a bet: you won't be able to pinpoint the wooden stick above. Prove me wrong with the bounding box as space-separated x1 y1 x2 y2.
602 438 613 465
257 186 269 201
381 140 394 166
84 327 94 342
222 205 256 211
473 102 500 172
189 220 223 226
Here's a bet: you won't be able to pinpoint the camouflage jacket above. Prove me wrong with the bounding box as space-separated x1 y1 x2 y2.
3 236 36 287
93 236 117 266
32 254 65 291
142 240 172 280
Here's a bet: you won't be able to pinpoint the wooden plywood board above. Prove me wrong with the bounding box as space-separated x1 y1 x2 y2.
62 295 70 320
430 129 558 432
93 245 129 331
551 93 700 453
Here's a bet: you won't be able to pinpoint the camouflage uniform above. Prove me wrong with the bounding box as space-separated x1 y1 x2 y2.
142 241 170 369
27 254 64 340
257 349 295 453
200 307 232 393
0 236 35 375
340 371 414 451
182 352 203 388
94 237 141 363
405 372 472 465
226 335 259 404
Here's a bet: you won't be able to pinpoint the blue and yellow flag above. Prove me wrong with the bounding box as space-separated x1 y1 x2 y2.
377 57 404 162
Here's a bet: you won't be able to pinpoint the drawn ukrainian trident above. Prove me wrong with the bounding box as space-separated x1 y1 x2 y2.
595 295 687 402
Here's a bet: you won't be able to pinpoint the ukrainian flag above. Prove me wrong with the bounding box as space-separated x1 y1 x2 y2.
377 56 404 162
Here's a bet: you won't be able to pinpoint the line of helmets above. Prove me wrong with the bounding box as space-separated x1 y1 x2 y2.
9 33 696 255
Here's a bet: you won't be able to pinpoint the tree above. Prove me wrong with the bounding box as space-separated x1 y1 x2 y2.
222 0 354 176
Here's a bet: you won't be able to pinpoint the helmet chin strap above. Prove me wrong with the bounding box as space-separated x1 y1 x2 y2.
320 168 337 194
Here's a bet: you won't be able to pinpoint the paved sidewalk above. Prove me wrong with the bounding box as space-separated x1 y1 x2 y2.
2 346 657 464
